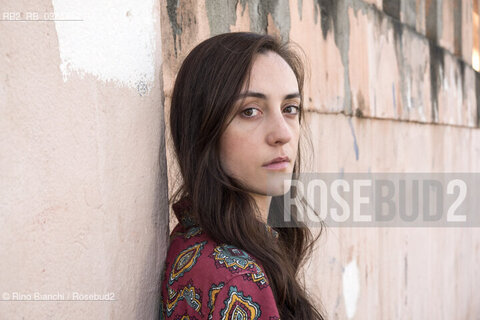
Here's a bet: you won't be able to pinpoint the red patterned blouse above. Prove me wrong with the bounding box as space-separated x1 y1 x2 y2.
159 197 281 320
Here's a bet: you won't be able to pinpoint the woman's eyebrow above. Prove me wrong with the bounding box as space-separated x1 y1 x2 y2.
235 91 301 100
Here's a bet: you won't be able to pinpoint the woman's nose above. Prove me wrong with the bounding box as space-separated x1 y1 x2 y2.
265 111 292 145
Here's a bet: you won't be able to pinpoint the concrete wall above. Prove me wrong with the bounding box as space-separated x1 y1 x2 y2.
0 1 169 319
162 0 480 319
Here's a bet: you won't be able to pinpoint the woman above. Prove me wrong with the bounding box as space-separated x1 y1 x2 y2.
160 32 326 320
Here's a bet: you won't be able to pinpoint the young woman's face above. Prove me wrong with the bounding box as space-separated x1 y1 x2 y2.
219 51 301 196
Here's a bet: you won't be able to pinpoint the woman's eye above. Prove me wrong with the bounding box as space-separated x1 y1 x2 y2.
241 108 259 118
284 105 300 114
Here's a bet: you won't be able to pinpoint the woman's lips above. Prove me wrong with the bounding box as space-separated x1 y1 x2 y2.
262 161 289 170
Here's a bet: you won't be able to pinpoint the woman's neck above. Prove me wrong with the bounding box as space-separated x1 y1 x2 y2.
249 193 272 225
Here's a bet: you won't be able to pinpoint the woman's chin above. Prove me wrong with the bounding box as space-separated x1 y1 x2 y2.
263 179 293 196
263 171 293 195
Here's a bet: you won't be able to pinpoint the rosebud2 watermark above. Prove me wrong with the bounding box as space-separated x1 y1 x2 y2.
266 173 480 227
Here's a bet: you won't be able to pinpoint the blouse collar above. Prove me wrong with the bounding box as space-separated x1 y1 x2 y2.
172 196 279 240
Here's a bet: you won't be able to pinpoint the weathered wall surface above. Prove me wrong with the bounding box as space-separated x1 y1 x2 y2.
162 0 480 319
0 1 169 319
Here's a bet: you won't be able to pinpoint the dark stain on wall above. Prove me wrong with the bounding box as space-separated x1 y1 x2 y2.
383 0 400 20
167 0 182 57
453 0 462 56
426 0 439 43
355 91 365 117
392 18 404 54
204 0 291 41
392 18 405 116
205 0 238 35
429 42 445 122
314 0 338 40
244 0 291 41
313 0 356 115
240 0 277 35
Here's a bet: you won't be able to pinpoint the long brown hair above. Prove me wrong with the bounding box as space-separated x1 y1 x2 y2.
169 32 326 320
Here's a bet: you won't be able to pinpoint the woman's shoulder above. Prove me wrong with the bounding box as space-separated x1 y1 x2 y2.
165 223 269 286
161 224 280 319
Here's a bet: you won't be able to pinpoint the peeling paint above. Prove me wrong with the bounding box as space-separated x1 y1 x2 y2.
313 0 355 114
314 0 337 40
392 17 411 118
52 0 156 92
247 0 291 41
342 258 360 319
205 0 291 41
383 0 400 20
205 0 238 35
391 15 432 119
166 0 182 57
429 42 445 122
243 0 291 41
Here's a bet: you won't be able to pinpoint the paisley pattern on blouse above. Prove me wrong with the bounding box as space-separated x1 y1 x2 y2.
166 280 203 317
185 226 203 239
160 196 281 319
240 272 269 290
169 241 207 286
219 286 261 320
207 282 225 320
209 244 269 289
